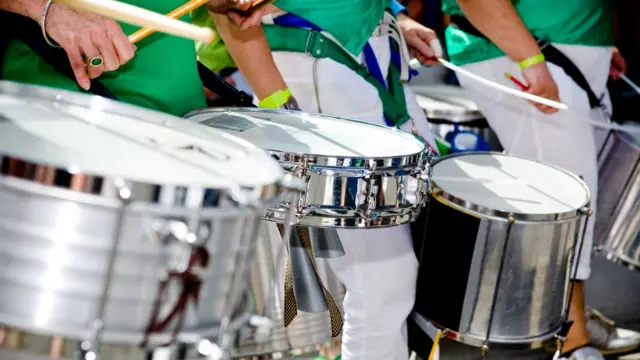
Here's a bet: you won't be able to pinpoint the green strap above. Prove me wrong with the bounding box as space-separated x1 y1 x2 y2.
264 25 411 126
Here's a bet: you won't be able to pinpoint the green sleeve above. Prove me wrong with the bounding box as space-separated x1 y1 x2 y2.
191 6 237 72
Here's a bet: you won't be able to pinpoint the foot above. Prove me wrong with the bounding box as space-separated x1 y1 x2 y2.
554 346 604 360
586 308 640 355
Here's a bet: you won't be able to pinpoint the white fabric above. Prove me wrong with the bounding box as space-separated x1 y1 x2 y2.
457 44 613 280
262 35 436 360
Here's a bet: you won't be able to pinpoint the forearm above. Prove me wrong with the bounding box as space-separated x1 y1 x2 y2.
213 13 287 100
456 0 540 62
0 0 47 22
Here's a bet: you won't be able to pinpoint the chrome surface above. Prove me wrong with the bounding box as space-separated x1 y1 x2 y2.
431 152 591 222
411 84 503 151
411 84 483 122
0 82 284 346
423 153 589 345
0 320 248 360
595 129 640 271
229 223 345 357
185 108 430 229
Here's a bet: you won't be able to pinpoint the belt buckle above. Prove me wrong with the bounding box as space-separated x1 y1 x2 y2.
304 30 327 57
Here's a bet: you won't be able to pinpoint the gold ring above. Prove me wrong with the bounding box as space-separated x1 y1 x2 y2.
87 56 104 68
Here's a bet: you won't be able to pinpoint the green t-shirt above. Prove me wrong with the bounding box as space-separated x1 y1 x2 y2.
271 0 388 55
441 0 614 66
2 0 206 116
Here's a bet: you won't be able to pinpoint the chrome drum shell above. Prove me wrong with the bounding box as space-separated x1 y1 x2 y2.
596 129 640 271
413 152 590 346
0 81 285 351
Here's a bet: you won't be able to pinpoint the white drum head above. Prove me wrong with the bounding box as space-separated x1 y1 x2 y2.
432 153 590 215
185 108 425 158
0 82 282 188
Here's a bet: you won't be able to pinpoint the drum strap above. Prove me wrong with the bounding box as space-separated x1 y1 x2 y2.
277 225 344 337
263 14 412 126
448 15 603 109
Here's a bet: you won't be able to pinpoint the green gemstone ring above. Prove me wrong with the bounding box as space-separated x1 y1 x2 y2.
88 56 104 68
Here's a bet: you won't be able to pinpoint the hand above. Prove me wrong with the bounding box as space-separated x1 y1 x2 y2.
45 4 135 90
609 47 627 80
521 62 560 114
226 3 279 29
397 13 442 66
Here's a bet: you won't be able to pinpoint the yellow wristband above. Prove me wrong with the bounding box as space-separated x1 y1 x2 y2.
518 53 545 70
258 89 292 109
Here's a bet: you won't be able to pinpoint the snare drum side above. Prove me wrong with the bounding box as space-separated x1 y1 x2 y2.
266 156 428 228
414 196 580 346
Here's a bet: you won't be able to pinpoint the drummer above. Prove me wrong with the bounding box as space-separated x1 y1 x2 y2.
214 2 440 359
439 0 637 359
0 0 268 116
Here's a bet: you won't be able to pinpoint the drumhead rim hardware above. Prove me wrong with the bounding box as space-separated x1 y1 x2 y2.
429 152 591 222
0 81 284 191
185 107 427 160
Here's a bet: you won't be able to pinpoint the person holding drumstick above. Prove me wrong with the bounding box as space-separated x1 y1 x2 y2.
439 0 639 359
214 2 441 359
0 0 268 116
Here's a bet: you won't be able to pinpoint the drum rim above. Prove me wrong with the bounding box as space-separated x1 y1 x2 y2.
429 152 591 222
0 81 284 192
184 107 428 165
0 156 284 206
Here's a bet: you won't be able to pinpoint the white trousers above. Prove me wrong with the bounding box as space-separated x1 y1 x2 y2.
267 36 436 360
458 44 613 280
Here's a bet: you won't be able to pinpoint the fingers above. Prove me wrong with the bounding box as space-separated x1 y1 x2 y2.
526 86 559 114
80 36 104 80
65 42 91 90
107 22 136 65
406 30 435 63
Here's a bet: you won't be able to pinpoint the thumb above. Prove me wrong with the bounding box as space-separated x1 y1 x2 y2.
429 38 443 58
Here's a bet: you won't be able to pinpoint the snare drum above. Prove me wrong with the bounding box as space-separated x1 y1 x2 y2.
413 153 590 347
184 108 430 228
411 84 502 153
596 127 640 271
0 82 284 359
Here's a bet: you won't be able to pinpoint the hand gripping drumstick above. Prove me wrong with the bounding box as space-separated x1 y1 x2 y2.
410 58 569 111
128 0 209 44
53 0 215 44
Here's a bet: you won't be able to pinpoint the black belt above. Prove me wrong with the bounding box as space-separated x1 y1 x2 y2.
449 15 602 109
0 10 255 107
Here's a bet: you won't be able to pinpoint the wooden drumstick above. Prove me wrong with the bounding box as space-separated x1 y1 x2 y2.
129 0 209 44
53 0 215 44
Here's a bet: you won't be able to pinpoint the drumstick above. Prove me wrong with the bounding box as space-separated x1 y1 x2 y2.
54 0 215 44
409 58 568 110
128 0 209 44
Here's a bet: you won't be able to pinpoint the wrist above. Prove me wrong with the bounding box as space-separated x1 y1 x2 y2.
258 88 293 109
518 53 545 70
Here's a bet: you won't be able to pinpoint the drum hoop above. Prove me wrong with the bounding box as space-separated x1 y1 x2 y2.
0 157 283 206
0 81 283 190
429 151 591 222
184 107 428 164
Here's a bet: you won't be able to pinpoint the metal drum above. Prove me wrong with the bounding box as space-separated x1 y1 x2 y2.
229 224 345 358
0 82 285 359
184 108 431 228
595 127 640 271
413 153 590 349
411 84 502 152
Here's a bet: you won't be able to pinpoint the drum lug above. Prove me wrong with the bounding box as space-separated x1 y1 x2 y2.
481 343 489 359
